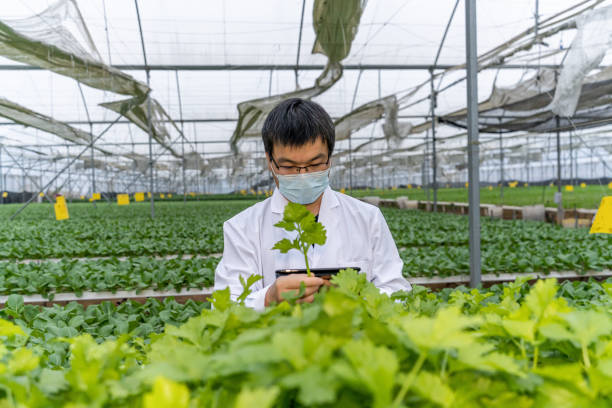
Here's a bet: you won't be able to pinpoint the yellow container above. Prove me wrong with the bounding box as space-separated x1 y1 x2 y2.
117 194 130 206
590 196 612 234
54 201 69 221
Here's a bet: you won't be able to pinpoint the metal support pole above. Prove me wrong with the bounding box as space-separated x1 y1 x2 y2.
53 159 58 193
499 122 504 203
555 116 563 225
66 145 71 202
349 69 363 193
175 70 187 203
9 116 122 220
135 0 155 219
89 122 96 207
2 147 54 205
0 142 3 204
428 0 458 207
295 0 306 88
525 136 530 184
371 70 381 189
430 69 438 211
465 0 481 287
424 130 430 202
569 131 574 186
77 82 96 207
21 160 25 203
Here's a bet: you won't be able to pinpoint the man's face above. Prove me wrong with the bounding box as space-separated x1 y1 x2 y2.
266 138 330 187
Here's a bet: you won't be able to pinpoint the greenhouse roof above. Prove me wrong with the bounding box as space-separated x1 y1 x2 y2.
0 0 611 191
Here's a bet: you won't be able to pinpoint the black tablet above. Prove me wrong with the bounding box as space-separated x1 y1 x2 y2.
275 267 361 279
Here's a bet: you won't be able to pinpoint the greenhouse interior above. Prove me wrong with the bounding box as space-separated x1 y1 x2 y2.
0 0 611 406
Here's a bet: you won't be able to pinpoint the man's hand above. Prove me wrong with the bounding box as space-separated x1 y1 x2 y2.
265 274 325 306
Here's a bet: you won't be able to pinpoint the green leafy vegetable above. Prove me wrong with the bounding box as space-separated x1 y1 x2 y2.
272 202 327 277
0 273 611 405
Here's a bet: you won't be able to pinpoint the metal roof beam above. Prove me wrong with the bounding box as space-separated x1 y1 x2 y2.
0 63 571 71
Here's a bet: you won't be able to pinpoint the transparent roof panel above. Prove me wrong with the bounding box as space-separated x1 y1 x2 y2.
0 0 610 193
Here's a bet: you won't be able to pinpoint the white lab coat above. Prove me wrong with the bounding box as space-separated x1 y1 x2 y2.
214 186 411 311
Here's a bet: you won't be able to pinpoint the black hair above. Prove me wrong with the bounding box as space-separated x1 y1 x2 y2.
262 98 335 157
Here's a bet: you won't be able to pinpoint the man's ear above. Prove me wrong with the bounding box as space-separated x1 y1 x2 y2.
265 152 273 171
265 152 278 186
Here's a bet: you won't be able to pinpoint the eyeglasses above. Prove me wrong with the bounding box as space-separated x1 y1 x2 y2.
270 155 330 174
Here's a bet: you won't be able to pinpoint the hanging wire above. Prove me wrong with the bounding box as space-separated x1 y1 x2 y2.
101 0 112 65
295 0 306 88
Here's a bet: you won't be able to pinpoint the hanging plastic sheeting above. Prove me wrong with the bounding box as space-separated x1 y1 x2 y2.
0 0 149 97
0 97 113 155
183 152 205 171
311 0 366 62
334 95 412 147
0 0 183 159
100 97 181 158
123 153 150 174
230 64 342 151
550 5 612 116
106 162 131 172
76 158 108 171
199 154 233 176
439 65 612 134
358 1 605 146
229 0 367 153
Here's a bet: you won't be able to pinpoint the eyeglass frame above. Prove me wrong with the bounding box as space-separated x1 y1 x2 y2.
269 154 330 174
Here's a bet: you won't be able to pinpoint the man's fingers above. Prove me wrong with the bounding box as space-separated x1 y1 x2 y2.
281 284 320 299
302 284 322 297
289 276 325 288
296 294 315 304
277 275 325 289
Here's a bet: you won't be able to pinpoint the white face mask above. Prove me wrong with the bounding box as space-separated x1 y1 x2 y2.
272 167 330 204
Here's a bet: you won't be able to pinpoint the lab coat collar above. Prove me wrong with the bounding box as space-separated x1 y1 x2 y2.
270 186 339 214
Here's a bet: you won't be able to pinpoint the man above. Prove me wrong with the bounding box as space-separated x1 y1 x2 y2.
214 98 411 311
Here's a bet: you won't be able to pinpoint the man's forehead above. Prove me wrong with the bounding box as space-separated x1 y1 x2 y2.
273 139 328 162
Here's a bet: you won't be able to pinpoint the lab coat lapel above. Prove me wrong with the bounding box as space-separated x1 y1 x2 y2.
311 187 339 267
270 187 290 255
268 187 339 270
269 188 304 269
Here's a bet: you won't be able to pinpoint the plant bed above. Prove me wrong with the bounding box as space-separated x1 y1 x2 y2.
408 269 612 290
2 270 612 405
0 287 214 306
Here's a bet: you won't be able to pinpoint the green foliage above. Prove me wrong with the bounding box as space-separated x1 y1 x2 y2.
272 202 327 276
0 272 611 406
0 296 208 367
0 256 218 297
383 208 612 276
143 376 190 408
349 184 609 209
1 201 609 281
236 274 263 304
0 201 252 259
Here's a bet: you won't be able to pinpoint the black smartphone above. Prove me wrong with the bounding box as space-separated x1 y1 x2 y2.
275 267 361 280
